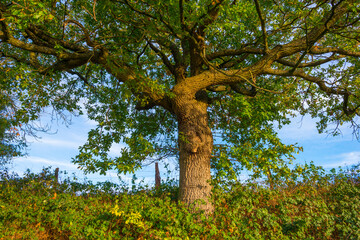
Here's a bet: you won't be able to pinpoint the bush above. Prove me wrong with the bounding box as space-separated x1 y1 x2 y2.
0 166 359 239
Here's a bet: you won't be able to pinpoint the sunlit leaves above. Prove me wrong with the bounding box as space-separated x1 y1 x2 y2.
1 0 359 179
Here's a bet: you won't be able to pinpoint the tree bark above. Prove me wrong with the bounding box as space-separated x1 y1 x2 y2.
174 91 214 213
155 162 161 190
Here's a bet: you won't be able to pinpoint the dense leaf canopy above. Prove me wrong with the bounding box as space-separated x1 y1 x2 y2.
0 0 359 180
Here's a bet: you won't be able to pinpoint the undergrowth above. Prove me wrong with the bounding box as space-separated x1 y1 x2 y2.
0 164 359 240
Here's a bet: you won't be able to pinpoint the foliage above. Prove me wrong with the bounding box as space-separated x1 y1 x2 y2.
0 166 359 239
0 0 359 177
0 86 26 166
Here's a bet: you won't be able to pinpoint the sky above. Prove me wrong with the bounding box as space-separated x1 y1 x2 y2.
6 110 360 186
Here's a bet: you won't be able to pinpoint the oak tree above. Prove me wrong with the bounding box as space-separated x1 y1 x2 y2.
1 0 360 212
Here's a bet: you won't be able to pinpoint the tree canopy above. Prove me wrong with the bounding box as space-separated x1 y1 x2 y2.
1 0 359 211
0 69 27 166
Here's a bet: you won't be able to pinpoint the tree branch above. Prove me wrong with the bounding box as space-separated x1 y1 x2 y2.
64 19 100 48
6 35 93 60
207 47 264 61
154 37 183 67
206 85 228 92
276 53 340 68
0 50 34 67
179 0 187 31
147 39 176 75
120 0 180 38
277 0 356 60
264 67 349 96
230 84 257 97
26 25 88 53
254 0 268 52
206 83 256 97
192 0 225 32
309 46 360 57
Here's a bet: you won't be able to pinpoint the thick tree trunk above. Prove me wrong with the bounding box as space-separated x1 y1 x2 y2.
174 92 214 213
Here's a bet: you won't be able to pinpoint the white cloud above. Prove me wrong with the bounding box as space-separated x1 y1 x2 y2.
322 151 360 168
278 116 321 141
16 156 78 170
79 114 98 127
77 98 98 127
278 115 354 142
35 137 84 149
109 143 126 156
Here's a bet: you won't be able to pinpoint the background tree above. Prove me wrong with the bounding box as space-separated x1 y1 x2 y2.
0 61 27 167
0 94 23 167
0 0 359 212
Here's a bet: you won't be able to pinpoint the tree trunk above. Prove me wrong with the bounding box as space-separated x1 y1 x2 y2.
174 92 214 213
155 162 161 190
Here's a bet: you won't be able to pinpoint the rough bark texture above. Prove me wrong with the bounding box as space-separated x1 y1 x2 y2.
174 90 214 213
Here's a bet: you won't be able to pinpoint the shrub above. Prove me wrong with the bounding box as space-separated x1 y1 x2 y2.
0 166 359 239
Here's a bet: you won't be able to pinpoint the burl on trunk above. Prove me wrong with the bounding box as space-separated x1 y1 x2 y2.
174 91 214 213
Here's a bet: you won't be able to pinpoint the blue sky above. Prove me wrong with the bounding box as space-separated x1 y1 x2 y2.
7 111 360 186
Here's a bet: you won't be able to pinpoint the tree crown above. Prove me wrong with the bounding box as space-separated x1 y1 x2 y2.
1 0 359 178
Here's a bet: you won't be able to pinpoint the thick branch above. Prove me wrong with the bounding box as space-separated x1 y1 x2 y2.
179 0 187 31
41 57 91 73
206 83 256 97
178 0 355 96
206 85 228 92
27 25 88 53
309 46 360 57
95 50 173 112
230 84 257 97
219 53 250 69
6 36 92 60
207 47 264 61
0 17 9 41
0 50 34 67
